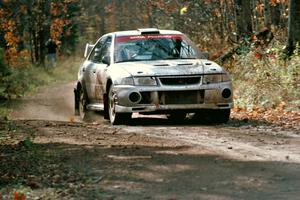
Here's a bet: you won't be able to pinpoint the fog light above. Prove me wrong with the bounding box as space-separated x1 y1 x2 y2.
222 89 231 98
129 92 141 103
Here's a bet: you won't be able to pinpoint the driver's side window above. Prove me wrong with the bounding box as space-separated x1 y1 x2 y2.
88 36 111 63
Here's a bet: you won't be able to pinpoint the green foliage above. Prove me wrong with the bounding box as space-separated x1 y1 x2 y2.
231 41 300 110
0 107 12 121
22 137 36 150
0 56 81 99
0 55 82 119
0 120 17 131
0 48 12 99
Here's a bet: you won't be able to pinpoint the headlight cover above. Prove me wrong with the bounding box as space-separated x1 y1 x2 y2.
134 77 157 86
119 77 134 85
203 73 230 84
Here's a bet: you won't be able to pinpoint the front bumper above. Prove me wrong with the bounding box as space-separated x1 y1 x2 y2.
112 81 233 113
115 103 234 113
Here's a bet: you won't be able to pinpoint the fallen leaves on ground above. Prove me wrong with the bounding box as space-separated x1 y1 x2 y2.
232 106 300 129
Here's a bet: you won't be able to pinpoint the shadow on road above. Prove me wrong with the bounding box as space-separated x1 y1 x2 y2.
1 141 299 200
86 111 272 128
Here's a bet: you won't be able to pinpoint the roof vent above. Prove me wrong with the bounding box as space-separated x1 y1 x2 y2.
138 28 160 35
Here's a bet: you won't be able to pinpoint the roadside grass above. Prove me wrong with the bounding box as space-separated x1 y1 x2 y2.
0 56 83 120
24 56 82 95
227 41 299 112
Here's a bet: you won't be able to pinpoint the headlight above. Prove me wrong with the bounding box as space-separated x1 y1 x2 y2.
203 73 230 84
119 77 134 85
134 77 157 86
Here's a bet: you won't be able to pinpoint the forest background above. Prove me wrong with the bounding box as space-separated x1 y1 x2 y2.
0 0 299 120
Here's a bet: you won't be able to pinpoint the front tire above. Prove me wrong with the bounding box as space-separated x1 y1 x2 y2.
108 85 131 125
79 89 88 120
215 109 230 123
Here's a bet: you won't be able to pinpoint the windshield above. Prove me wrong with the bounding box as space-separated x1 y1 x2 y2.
114 34 202 63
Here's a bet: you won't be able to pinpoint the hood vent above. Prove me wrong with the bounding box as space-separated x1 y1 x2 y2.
177 63 193 66
154 64 170 66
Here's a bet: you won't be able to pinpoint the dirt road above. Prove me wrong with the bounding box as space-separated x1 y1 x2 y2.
1 82 300 199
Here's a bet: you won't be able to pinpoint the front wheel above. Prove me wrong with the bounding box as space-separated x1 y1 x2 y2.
79 89 88 120
214 109 230 123
108 85 131 125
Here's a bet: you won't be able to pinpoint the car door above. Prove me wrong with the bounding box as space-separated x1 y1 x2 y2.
83 37 107 102
93 36 112 104
84 36 112 103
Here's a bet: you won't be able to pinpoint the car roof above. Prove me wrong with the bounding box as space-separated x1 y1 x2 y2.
112 28 183 37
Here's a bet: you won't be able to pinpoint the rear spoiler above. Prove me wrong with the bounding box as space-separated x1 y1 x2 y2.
84 43 95 58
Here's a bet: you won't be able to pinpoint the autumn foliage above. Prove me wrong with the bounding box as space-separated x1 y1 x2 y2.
0 0 299 111
0 0 80 67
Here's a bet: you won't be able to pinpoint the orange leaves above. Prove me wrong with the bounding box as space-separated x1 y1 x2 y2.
51 18 71 43
0 17 22 66
255 0 286 13
256 3 265 14
254 52 262 59
0 4 24 67
232 105 300 128
4 32 20 47
14 192 25 200
69 116 75 123
0 19 16 32
0 8 5 18
0 19 20 48
145 1 177 13
51 0 78 16
270 0 281 6
50 0 78 46
51 2 68 16
212 8 221 18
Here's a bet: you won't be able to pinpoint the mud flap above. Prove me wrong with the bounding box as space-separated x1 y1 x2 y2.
74 88 79 116
103 93 109 119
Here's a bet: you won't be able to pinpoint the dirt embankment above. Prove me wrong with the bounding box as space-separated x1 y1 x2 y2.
1 82 299 200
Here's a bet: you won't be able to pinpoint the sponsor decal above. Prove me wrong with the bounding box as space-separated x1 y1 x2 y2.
116 34 183 43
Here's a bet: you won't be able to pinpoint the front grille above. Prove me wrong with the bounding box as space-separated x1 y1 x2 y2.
159 76 201 85
160 90 204 105
139 92 151 104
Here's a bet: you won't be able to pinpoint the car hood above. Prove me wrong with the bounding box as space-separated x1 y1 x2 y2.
112 59 225 77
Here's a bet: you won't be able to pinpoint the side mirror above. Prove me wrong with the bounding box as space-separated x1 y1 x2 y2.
102 55 110 65
201 52 210 59
84 43 95 58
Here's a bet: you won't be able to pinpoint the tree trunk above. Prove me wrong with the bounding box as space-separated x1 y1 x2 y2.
38 28 45 66
234 0 253 40
286 0 300 55
270 3 281 27
264 0 271 28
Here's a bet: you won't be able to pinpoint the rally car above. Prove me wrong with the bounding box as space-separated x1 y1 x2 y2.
74 28 233 124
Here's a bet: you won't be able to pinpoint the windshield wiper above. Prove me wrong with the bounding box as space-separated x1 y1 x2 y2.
181 57 198 59
164 57 197 60
115 59 150 63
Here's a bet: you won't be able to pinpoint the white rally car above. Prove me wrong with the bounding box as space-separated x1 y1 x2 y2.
74 28 233 124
